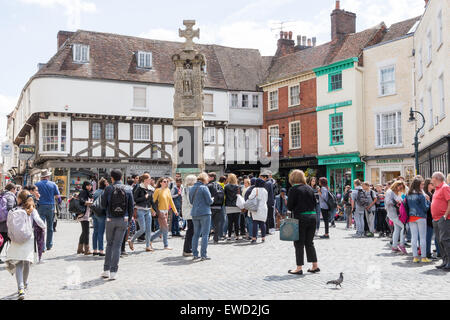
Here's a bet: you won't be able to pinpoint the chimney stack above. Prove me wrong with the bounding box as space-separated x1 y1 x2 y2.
312 37 317 47
331 1 356 41
276 30 295 57
57 31 75 50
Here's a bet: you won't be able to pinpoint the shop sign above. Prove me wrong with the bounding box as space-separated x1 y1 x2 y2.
318 155 360 166
128 164 171 177
19 145 35 161
1 142 13 158
270 137 282 153
280 160 316 168
376 159 404 164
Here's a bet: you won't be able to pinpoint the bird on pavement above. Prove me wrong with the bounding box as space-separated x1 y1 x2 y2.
326 272 344 288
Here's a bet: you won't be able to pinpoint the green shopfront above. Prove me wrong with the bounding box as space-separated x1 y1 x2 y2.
317 153 365 196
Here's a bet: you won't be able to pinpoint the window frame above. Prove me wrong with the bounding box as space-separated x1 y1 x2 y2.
105 123 115 141
329 113 344 146
375 111 403 148
133 123 151 141
204 127 216 144
438 74 445 120
137 51 152 69
133 86 147 110
328 71 343 92
40 119 69 154
378 65 396 97
252 94 259 108
203 93 214 113
289 84 300 107
289 121 301 150
242 94 249 108
268 125 280 153
437 10 443 49
92 122 102 140
269 90 278 111
72 44 89 63
426 31 432 66
428 87 434 130
417 47 423 79
230 93 239 108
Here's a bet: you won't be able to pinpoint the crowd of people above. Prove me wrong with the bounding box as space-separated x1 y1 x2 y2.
0 167 449 299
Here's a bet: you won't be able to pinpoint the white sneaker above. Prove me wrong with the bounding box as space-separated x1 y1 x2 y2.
109 272 118 280
101 271 110 279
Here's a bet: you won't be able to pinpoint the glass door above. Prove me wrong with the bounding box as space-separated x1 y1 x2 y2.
329 168 352 196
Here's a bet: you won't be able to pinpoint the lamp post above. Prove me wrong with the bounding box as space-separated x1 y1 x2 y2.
408 108 425 175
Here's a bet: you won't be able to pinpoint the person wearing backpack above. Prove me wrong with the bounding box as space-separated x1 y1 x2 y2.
342 185 353 230
92 178 108 257
35 169 61 251
128 173 155 252
77 181 94 255
190 173 213 261
248 178 268 244
362 182 377 237
5 190 46 300
318 177 331 239
351 179 368 238
100 169 134 280
182 175 197 256
207 172 225 244
0 183 17 264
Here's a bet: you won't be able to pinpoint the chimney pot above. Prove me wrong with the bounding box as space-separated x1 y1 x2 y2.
302 36 307 46
312 37 317 46
336 0 340 10
297 35 302 45
307 38 312 46
288 31 293 40
284 31 289 39
280 31 284 39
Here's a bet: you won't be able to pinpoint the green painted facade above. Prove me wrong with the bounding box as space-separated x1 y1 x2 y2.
313 57 359 77
316 100 352 112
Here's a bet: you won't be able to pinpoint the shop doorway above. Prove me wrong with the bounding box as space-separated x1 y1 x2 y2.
382 171 401 184
329 168 352 196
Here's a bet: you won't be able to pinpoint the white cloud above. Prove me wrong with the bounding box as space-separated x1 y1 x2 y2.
0 94 17 143
18 0 96 30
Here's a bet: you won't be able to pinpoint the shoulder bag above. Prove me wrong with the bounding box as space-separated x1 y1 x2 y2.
280 210 299 242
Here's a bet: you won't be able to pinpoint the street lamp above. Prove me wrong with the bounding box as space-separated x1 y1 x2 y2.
408 108 425 175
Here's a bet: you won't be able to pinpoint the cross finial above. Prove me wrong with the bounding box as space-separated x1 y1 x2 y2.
179 20 200 51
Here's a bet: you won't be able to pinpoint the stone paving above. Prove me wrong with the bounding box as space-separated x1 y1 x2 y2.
1 219 449 300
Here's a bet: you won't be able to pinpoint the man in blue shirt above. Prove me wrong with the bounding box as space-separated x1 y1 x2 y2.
35 169 61 250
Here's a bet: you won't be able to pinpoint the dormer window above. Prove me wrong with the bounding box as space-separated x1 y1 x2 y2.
73 44 89 63
137 51 152 69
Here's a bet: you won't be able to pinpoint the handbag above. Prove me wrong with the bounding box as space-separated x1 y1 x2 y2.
280 212 299 241
244 189 259 212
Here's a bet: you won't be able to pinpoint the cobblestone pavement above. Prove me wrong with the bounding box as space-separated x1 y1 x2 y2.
1 220 449 300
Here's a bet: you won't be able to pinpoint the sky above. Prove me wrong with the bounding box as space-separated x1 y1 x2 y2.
0 0 425 144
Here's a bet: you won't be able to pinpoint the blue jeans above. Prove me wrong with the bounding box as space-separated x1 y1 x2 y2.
192 215 211 258
131 209 152 248
315 203 321 230
222 207 227 237
246 215 254 238
171 211 180 235
92 215 106 251
38 204 55 250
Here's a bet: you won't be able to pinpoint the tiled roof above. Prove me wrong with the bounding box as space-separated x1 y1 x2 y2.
35 30 270 92
380 16 421 43
263 24 386 84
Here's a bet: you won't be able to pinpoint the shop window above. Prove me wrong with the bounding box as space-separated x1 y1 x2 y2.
330 113 344 145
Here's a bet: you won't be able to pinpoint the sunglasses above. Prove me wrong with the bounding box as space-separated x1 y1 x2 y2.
162 180 168 183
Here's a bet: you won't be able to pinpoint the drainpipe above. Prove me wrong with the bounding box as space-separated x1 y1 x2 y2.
355 65 366 180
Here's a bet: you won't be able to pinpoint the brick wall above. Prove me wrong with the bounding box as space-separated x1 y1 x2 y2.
263 78 318 158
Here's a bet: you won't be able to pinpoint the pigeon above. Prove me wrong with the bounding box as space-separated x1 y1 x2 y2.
326 272 344 288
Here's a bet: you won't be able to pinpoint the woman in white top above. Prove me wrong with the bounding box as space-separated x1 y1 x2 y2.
6 190 46 300
385 180 407 254
249 178 268 244
182 175 197 256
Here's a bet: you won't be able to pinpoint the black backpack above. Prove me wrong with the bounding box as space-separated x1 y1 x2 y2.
212 182 225 206
326 191 338 211
109 185 127 217
356 189 371 208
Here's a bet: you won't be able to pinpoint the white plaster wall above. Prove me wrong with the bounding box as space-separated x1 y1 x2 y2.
72 121 89 139
118 123 130 140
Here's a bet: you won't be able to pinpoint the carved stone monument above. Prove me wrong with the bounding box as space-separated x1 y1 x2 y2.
172 20 206 177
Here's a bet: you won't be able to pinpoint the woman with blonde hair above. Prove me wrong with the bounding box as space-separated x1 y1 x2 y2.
182 174 197 256
225 173 242 241
386 180 407 254
5 190 46 300
149 177 178 250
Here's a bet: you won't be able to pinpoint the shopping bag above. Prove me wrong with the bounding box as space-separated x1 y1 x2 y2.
280 217 299 241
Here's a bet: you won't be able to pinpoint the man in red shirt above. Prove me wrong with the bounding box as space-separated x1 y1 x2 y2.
431 172 450 270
